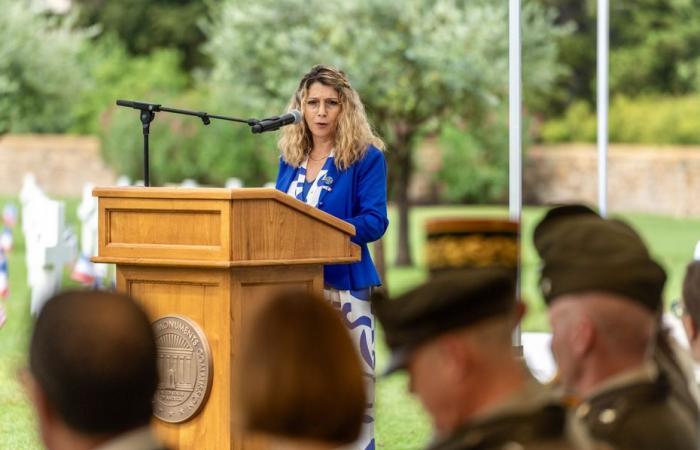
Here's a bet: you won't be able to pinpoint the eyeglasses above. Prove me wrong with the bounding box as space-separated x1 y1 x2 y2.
305 98 340 111
671 299 686 318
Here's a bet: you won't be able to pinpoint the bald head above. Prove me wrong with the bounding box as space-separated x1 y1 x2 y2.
563 293 654 350
549 292 657 394
29 290 157 435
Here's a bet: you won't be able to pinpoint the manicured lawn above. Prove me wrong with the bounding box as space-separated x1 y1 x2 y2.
1 199 698 449
0 197 81 449
0 202 41 450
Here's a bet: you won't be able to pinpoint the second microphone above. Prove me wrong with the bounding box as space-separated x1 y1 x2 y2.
251 110 302 134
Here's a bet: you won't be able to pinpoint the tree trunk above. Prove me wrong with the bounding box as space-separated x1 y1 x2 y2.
390 125 415 267
373 239 387 290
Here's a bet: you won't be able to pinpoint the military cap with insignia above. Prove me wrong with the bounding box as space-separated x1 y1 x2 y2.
425 218 519 274
372 267 517 374
533 204 666 312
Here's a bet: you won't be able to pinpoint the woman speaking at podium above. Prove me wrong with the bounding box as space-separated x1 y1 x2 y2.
275 64 388 450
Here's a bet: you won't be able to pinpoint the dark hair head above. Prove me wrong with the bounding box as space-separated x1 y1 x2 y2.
29 290 157 435
239 290 365 445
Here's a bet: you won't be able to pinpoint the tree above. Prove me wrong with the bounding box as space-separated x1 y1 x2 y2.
204 0 566 266
536 0 700 115
0 0 90 133
72 0 212 71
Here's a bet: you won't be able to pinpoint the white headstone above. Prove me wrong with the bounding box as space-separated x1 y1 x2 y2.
20 178 77 315
77 183 98 257
181 179 199 188
116 175 131 186
225 178 243 189
71 182 103 287
694 240 700 261
20 173 42 203
262 181 276 189
20 173 48 239
21 173 48 285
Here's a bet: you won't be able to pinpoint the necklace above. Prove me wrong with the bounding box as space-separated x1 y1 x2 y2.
308 151 331 161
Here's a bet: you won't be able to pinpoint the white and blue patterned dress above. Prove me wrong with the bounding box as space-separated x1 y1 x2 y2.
286 153 376 450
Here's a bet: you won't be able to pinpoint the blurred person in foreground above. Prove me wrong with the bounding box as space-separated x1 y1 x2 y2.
534 204 699 450
373 268 596 450
21 290 165 450
275 64 388 449
673 254 700 381
238 290 366 450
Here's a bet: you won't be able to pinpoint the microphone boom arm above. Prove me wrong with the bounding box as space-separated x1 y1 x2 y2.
116 99 260 126
115 99 262 186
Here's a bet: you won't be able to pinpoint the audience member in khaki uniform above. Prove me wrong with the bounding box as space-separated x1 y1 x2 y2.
534 204 699 450
373 268 596 450
675 260 700 390
676 261 700 362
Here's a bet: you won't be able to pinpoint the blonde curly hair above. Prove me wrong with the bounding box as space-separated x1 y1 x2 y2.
278 65 385 170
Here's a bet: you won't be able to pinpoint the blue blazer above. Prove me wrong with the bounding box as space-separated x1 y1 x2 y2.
275 145 389 290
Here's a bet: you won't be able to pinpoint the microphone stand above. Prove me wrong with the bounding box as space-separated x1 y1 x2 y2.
115 100 260 187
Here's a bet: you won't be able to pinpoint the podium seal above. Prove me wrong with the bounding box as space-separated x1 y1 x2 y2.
152 315 213 423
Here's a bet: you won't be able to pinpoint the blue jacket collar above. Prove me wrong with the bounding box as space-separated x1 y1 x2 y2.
278 153 340 206
277 162 296 193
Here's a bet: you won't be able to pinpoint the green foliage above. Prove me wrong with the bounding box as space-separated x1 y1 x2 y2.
437 112 511 203
205 0 566 127
82 36 279 187
535 0 700 114
540 101 596 142
204 0 566 265
541 95 700 144
72 0 211 71
608 0 700 96
0 1 91 134
71 36 189 134
101 88 279 186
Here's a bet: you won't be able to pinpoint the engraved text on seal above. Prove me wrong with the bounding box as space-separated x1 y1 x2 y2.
152 315 213 423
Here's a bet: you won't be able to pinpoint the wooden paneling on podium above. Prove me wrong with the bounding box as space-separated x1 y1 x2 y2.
92 187 360 450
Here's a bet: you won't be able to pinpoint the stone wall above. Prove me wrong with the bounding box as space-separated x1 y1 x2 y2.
2 135 699 218
525 144 700 217
0 134 116 196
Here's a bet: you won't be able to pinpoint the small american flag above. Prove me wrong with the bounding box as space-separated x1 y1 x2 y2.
71 253 95 286
2 203 17 228
0 251 8 299
0 227 12 253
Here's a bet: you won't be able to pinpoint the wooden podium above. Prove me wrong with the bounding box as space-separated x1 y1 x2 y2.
92 187 360 450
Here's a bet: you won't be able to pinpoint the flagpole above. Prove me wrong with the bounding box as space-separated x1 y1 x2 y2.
509 0 522 348
597 0 609 217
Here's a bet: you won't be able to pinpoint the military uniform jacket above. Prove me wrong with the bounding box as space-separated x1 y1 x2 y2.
575 362 699 450
653 328 700 418
427 379 593 450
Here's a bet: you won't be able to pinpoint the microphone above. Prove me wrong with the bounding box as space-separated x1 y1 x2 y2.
251 110 302 134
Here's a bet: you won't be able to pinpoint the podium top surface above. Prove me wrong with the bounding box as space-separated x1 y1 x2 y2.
93 186 355 236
